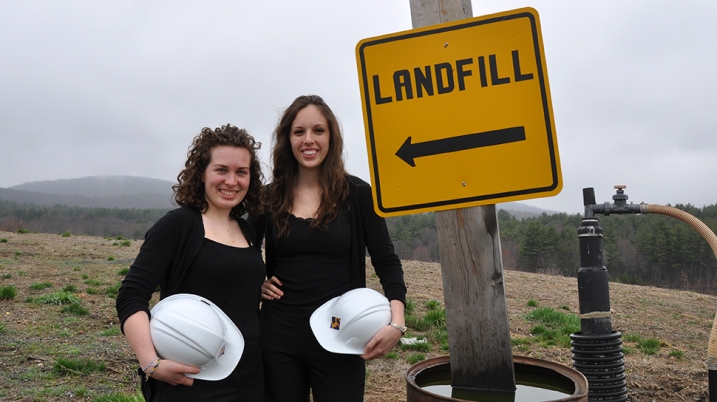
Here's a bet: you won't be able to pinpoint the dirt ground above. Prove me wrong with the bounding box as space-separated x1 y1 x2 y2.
374 261 714 401
1 231 715 401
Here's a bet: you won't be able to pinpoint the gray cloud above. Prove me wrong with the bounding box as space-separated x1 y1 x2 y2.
1 1 715 214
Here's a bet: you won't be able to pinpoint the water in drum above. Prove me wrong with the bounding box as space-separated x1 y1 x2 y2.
421 384 571 401
416 368 575 401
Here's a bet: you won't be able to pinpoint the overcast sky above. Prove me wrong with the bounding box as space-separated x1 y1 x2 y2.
1 1 716 215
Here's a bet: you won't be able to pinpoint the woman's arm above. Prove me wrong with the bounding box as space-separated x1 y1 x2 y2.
361 299 406 360
123 311 200 385
355 180 406 303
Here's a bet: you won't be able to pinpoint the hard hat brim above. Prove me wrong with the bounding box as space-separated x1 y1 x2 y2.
150 293 244 381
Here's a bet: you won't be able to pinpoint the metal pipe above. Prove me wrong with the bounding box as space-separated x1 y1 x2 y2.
572 187 629 401
580 185 717 401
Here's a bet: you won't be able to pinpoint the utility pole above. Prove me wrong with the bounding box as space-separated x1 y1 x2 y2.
408 0 516 395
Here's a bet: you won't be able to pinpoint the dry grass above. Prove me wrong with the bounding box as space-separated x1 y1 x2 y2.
0 230 714 401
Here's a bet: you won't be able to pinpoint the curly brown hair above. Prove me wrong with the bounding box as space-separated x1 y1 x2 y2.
269 95 349 236
173 124 265 218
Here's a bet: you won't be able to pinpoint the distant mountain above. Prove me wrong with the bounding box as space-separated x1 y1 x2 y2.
0 176 175 209
498 202 560 218
0 176 562 215
10 175 174 197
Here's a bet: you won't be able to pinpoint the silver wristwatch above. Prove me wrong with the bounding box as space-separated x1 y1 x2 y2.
389 322 407 335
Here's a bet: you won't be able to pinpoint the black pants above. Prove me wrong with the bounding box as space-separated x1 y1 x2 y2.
260 301 365 402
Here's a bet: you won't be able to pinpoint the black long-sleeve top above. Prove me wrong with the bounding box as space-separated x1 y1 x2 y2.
254 175 406 305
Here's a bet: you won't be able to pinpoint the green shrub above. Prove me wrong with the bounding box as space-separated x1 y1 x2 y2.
405 314 421 330
410 308 446 331
424 300 441 310
623 333 641 343
117 267 129 276
29 282 53 290
526 299 539 307
107 256 115 261
61 303 89 316
525 307 580 348
61 284 78 293
93 390 144 402
0 285 17 300
16 228 30 234
105 282 122 297
637 337 661 355
404 298 416 314
428 327 449 349
61 231 72 237
383 351 399 360
100 327 121 336
33 292 81 305
406 353 426 364
669 349 684 359
0 238 7 243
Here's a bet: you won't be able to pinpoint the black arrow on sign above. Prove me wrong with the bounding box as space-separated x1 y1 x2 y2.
395 126 527 167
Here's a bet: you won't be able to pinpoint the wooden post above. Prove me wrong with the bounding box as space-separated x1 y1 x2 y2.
409 0 516 393
436 207 515 393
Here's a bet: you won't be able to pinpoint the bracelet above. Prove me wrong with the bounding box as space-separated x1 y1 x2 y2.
142 357 161 378
142 357 160 373
146 359 161 377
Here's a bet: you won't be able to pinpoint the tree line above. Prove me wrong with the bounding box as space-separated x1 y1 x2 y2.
3 198 717 294
0 199 170 240
386 204 717 295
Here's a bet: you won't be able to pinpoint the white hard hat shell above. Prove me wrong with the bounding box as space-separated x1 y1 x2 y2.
149 293 244 381
310 288 391 355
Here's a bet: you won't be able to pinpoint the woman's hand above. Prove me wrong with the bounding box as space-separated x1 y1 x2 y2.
261 276 284 300
362 299 405 360
147 359 201 386
360 325 403 361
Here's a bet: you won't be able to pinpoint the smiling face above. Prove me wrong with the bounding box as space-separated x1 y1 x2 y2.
203 145 251 214
290 104 331 172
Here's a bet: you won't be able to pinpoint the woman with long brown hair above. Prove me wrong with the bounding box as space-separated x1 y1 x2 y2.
255 95 406 402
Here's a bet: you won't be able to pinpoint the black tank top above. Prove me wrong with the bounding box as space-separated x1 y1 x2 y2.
271 205 352 308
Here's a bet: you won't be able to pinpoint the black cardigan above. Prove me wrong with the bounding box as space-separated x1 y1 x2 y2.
254 175 406 304
116 207 256 331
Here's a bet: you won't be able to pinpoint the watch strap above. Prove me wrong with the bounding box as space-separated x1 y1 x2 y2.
389 322 407 335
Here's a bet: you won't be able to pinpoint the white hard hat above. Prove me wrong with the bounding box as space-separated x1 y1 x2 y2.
309 288 391 355
149 293 244 381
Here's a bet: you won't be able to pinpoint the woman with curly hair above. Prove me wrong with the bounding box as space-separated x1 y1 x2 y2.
255 95 406 402
116 124 265 401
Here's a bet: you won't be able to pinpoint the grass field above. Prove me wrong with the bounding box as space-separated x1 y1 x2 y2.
1 230 715 401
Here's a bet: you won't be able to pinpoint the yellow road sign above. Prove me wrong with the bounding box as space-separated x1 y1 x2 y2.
356 7 561 217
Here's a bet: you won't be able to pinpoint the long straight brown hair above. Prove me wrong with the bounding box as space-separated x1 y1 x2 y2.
269 95 349 237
